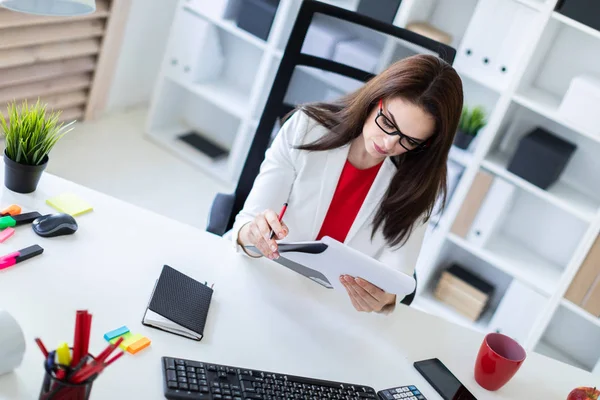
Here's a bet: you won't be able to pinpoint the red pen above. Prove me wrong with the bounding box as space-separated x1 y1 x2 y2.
96 336 124 363
34 338 49 358
72 310 86 366
269 203 288 240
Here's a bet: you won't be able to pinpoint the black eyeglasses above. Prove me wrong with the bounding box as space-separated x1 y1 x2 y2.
375 99 430 152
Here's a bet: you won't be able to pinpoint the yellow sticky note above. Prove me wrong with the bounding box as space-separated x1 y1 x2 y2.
46 193 93 216
110 332 140 350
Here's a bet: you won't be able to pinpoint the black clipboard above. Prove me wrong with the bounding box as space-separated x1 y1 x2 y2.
245 242 333 288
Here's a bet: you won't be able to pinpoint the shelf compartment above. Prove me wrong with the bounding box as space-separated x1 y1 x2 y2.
413 290 492 333
535 340 588 371
536 302 600 371
147 124 231 185
484 101 600 220
482 152 597 222
561 299 600 330
147 79 242 184
551 11 600 42
183 5 267 51
448 183 588 296
400 0 478 49
513 88 600 145
416 238 514 333
457 66 503 93
164 14 264 121
517 15 600 140
167 75 250 120
448 233 562 296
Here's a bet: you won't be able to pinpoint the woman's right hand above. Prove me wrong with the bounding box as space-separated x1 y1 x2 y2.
238 210 289 259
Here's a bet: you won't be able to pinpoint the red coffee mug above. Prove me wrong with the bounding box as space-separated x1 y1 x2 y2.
474 332 526 391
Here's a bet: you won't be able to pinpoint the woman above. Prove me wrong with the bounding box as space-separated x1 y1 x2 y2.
232 54 463 313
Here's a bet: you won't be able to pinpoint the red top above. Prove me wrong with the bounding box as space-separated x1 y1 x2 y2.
316 160 383 243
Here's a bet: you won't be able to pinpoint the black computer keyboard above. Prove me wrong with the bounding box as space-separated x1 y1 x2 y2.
162 356 379 400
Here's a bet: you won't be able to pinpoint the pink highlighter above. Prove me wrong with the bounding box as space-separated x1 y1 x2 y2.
0 245 44 270
0 227 15 243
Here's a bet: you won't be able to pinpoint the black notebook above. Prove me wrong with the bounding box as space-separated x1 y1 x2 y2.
142 265 213 341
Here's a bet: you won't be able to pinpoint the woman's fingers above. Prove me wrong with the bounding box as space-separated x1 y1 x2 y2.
255 217 279 257
341 277 364 311
342 276 374 311
279 221 290 239
264 209 286 239
343 276 384 311
250 223 274 258
345 286 363 311
355 277 386 302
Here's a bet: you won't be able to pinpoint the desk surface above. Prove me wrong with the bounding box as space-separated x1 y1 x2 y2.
0 172 593 400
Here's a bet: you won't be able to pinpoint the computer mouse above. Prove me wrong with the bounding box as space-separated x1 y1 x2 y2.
32 213 78 237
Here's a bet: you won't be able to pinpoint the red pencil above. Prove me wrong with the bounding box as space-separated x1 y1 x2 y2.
81 312 92 357
71 310 86 366
34 338 49 358
104 351 124 366
269 203 288 240
96 336 124 363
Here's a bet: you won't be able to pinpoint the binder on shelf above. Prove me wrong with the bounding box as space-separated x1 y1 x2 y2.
451 170 494 238
565 235 600 306
454 0 538 91
488 280 546 345
167 9 224 84
467 177 516 247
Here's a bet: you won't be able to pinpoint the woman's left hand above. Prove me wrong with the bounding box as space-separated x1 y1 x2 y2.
340 275 396 313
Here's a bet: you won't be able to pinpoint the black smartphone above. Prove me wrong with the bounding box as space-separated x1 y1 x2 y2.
413 358 477 400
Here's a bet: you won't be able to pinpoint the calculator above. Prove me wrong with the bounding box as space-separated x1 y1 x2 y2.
378 385 427 400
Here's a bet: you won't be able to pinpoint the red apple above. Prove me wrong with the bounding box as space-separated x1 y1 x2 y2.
568 387 600 400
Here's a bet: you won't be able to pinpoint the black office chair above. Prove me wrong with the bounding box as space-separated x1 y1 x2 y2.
207 0 456 306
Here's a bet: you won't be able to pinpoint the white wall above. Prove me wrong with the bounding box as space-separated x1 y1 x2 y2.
106 0 177 113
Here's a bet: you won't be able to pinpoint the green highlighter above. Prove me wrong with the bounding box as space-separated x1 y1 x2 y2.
0 212 42 229
0 216 16 229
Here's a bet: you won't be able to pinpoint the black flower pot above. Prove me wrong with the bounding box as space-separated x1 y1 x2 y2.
4 151 48 193
453 130 475 150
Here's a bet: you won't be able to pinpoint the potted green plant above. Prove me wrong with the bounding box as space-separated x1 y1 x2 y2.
454 105 486 150
1 100 74 193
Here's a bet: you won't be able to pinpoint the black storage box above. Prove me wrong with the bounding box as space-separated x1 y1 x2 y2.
356 0 402 24
555 0 600 32
236 0 280 41
507 127 576 189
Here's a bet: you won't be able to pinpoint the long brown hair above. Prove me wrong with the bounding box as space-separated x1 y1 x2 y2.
295 54 463 247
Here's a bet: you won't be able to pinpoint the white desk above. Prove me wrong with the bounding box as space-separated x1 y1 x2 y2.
0 172 593 399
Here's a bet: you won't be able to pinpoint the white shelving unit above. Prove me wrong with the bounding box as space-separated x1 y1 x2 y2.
148 0 600 374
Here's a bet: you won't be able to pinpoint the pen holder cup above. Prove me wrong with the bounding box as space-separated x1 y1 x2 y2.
39 359 94 400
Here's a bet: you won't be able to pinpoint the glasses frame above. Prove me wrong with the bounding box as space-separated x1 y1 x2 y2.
375 99 431 152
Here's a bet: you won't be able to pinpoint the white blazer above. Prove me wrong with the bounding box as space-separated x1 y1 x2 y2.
232 110 427 279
